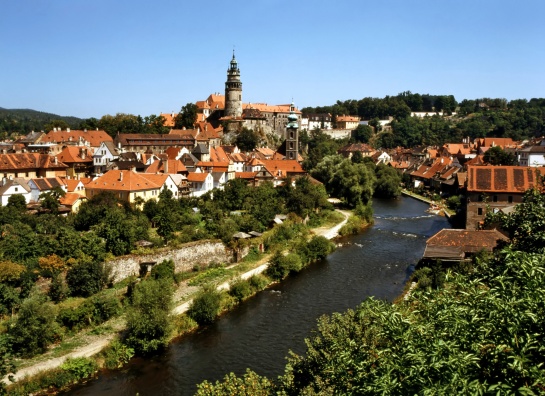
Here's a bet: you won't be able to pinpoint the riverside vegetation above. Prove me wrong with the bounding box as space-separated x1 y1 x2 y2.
1 160 389 394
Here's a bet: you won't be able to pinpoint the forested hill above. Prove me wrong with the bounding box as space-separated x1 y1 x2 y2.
0 107 84 136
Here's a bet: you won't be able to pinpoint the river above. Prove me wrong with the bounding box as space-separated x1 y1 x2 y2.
65 196 450 395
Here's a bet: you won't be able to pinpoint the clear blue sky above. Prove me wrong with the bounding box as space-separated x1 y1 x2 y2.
1 0 544 119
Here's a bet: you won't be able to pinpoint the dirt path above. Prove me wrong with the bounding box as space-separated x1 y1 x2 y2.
4 209 350 385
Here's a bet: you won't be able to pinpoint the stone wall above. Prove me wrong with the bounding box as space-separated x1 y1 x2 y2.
107 240 234 283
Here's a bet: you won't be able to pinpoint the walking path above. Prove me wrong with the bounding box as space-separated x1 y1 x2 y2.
5 209 350 385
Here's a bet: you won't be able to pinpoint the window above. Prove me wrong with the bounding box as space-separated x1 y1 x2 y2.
493 195 498 202
508 196 513 203
478 208 483 216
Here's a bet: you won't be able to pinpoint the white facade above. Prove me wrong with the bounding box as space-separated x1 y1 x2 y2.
93 142 119 174
0 179 31 206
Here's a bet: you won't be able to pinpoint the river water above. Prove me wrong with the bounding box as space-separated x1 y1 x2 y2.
65 196 450 396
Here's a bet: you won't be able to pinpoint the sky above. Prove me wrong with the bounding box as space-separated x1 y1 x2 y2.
1 0 544 119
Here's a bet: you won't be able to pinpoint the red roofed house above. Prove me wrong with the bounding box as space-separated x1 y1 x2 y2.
253 159 306 187
336 115 360 130
0 153 68 180
85 170 179 203
187 172 213 197
42 128 113 148
28 177 68 203
56 146 94 178
465 165 545 229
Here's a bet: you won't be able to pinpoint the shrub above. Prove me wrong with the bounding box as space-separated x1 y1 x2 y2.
102 339 134 370
124 279 173 355
66 259 106 297
228 279 253 303
49 272 69 303
187 286 222 325
57 293 120 331
307 236 335 262
151 259 175 281
60 357 97 381
248 274 270 291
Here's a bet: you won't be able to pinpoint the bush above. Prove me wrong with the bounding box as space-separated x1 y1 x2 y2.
57 293 120 331
151 259 175 281
248 274 270 291
49 272 69 303
102 339 134 370
307 236 335 262
228 279 253 303
60 357 97 381
266 252 303 281
187 286 222 325
66 259 106 297
124 279 173 355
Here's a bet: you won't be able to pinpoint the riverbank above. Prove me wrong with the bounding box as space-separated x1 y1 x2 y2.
401 189 454 219
4 210 350 388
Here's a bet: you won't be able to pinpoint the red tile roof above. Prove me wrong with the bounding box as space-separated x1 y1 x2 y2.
56 146 94 164
187 172 209 182
86 170 166 192
43 129 112 147
467 165 545 193
0 153 68 170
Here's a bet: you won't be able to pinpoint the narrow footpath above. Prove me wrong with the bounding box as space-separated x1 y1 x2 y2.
5 209 350 384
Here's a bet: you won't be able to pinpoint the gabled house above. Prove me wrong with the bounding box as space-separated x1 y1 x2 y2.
56 146 94 178
85 170 178 203
145 159 188 175
0 153 68 179
93 141 120 175
28 177 68 203
187 172 214 197
518 142 545 167
338 143 375 159
410 157 453 189
42 128 113 148
465 165 545 229
0 178 31 205
59 193 87 213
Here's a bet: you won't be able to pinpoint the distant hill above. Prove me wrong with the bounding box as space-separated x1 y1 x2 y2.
0 107 85 136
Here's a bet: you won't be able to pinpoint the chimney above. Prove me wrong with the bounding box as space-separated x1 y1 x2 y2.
67 128 70 132
81 148 86 160
119 171 123 182
2 177 6 186
84 128 87 132
164 160 168 174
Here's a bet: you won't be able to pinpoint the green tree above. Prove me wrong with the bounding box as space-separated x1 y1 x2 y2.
125 279 173 355
6 194 27 212
329 159 376 207
374 164 402 198
174 103 197 129
187 286 223 326
39 186 66 214
9 293 60 357
66 257 106 297
196 369 272 396
235 127 260 152
483 145 516 165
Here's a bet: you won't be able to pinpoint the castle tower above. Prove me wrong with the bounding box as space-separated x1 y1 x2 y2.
285 102 299 161
224 51 242 119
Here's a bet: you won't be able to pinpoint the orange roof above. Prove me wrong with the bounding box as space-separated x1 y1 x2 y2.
260 159 305 178
242 103 301 114
230 152 247 162
336 115 360 122
187 172 209 182
235 172 257 179
146 159 187 174
60 192 85 206
86 170 166 192
0 153 67 170
30 176 66 191
160 113 177 127
56 146 94 164
411 158 453 179
443 143 472 156
467 165 545 193
43 129 112 147
479 137 516 149
62 178 84 192
209 146 230 162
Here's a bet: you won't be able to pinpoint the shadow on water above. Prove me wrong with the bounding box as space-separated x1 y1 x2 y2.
64 196 450 396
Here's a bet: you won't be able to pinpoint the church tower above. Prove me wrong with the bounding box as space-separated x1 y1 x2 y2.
224 51 242 119
285 102 299 161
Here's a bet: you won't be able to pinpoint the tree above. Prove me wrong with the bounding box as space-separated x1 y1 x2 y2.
352 124 373 144
196 369 272 396
39 186 66 214
125 279 173 355
66 257 106 297
329 159 376 207
235 127 259 152
483 145 516 165
9 293 60 357
6 194 27 212
187 286 222 326
174 103 197 129
374 164 402 198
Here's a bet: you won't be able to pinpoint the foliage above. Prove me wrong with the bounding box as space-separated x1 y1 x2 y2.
57 293 120 331
101 339 135 370
151 259 175 282
48 272 69 303
174 103 198 129
483 145 516 165
187 286 223 326
0 334 16 394
373 164 401 198
306 236 335 261
0 283 20 316
9 293 61 357
266 252 303 281
446 195 462 211
485 188 545 253
235 127 260 152
228 278 254 303
0 260 25 283
66 258 107 297
60 357 97 381
351 124 374 144
124 279 173 355
6 194 27 212
196 369 273 396
38 254 66 275
188 266 228 286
